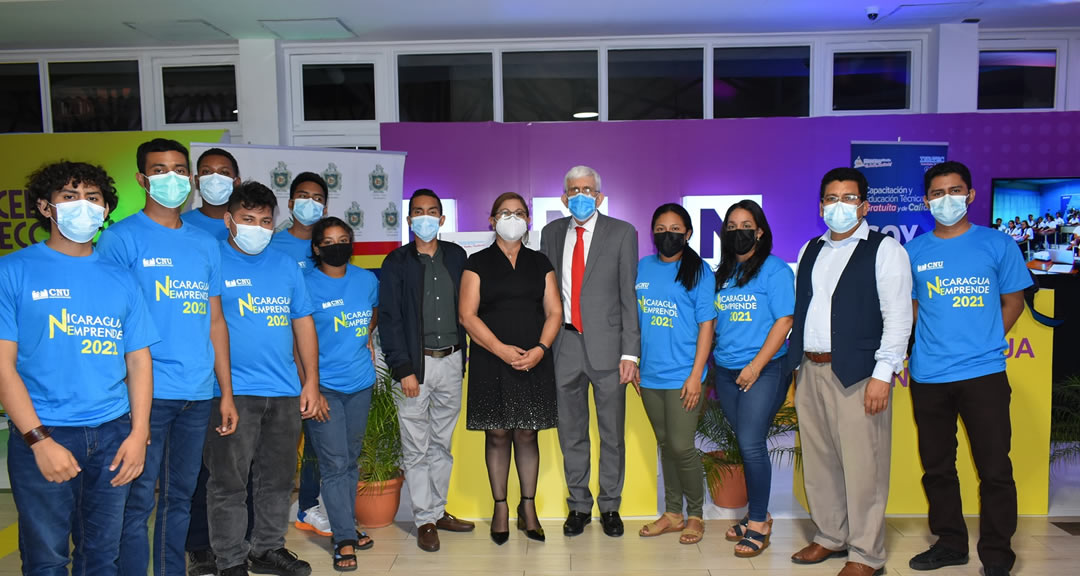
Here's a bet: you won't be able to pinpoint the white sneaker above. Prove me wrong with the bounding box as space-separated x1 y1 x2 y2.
295 504 332 536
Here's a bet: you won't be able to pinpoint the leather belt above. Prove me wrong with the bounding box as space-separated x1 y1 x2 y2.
563 323 581 333
423 344 461 358
804 351 832 364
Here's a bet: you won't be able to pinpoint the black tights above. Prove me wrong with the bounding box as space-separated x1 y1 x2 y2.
485 429 540 531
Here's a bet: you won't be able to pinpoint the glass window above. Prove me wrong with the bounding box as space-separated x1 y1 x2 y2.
714 46 810 118
502 51 598 122
608 49 703 120
398 53 493 122
978 50 1056 110
0 63 43 133
49 60 141 132
832 51 911 111
162 65 237 124
302 63 375 121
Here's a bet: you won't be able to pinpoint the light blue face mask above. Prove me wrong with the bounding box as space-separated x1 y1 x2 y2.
410 215 440 242
198 173 234 206
929 194 969 226
147 172 192 209
52 199 106 243
823 201 861 234
292 198 325 226
568 193 597 222
228 216 273 255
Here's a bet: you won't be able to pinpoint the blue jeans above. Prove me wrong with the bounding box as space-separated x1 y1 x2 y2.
120 399 211 576
298 422 320 512
305 387 373 543
8 415 132 576
712 359 789 523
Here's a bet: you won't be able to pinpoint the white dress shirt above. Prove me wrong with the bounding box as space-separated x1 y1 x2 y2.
796 220 913 383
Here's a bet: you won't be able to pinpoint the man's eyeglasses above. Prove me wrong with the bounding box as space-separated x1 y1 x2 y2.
822 194 862 205
567 186 598 198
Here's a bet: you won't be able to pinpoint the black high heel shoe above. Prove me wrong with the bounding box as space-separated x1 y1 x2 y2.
491 499 509 545
517 496 545 542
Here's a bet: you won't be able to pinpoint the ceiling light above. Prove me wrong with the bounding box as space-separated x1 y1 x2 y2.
573 111 599 119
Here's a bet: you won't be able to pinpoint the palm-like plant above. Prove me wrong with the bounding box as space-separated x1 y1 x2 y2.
1051 374 1080 464
357 365 404 490
696 390 800 489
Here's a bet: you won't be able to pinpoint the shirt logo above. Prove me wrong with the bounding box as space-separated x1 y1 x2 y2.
31 288 71 301
917 260 944 273
322 298 344 309
297 260 307 269
141 257 173 268
635 282 649 290
926 275 991 299
225 279 253 288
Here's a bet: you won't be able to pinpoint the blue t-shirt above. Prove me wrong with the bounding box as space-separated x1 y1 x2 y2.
305 265 379 394
269 230 312 269
219 243 315 397
0 243 159 426
97 212 223 401
636 256 717 390
181 209 229 241
907 224 1033 383
712 255 796 369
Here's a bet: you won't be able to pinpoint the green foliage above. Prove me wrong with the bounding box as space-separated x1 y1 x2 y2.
1051 374 1080 464
358 365 404 488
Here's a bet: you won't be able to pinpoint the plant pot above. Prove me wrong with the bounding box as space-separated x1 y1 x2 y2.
705 453 748 509
355 475 404 528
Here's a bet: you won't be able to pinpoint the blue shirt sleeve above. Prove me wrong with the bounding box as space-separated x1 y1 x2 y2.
767 259 796 319
369 271 379 308
290 263 315 319
122 273 160 353
997 235 1034 294
95 228 132 268
208 241 223 298
0 261 18 342
693 268 717 324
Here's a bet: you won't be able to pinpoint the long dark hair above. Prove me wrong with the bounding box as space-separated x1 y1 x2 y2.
714 199 773 290
651 203 705 292
310 216 354 267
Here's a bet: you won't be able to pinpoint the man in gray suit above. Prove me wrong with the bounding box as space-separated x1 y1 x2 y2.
540 165 640 538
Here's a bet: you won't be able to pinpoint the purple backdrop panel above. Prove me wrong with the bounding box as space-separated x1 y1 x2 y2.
383 112 1080 262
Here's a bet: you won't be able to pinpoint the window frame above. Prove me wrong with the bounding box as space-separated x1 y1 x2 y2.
976 38 1068 113
286 50 390 141
0 59 46 133
391 48 497 123
150 53 241 131
709 41 814 119
45 55 149 132
822 38 925 116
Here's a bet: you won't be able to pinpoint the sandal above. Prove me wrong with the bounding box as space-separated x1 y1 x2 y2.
355 530 374 550
726 514 774 542
679 516 705 545
639 512 685 537
333 539 358 572
734 528 771 558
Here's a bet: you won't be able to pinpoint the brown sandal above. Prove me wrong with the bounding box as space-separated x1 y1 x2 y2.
679 516 704 545
639 512 685 537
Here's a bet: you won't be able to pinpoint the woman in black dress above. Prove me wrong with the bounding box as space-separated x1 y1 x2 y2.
459 192 562 545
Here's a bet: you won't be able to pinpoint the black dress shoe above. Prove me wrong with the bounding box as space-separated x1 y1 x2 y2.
563 511 591 536
600 511 624 537
490 499 509 545
517 497 545 542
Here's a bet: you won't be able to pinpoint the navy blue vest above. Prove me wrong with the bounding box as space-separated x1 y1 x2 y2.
786 231 886 387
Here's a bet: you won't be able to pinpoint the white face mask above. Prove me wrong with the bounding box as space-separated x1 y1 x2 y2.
495 215 528 243
822 201 861 234
198 173 234 206
227 214 273 255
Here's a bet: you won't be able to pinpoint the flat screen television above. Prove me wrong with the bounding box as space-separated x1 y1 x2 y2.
991 177 1080 266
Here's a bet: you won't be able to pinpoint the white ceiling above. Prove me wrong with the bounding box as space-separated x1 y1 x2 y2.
0 0 1077 50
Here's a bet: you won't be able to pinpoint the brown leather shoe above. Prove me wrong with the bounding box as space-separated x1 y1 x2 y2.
837 561 884 576
435 512 475 532
791 542 847 565
417 523 440 552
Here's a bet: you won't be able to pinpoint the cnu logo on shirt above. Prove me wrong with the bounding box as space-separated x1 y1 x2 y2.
141 257 173 268
322 298 345 309
225 278 253 288
635 282 650 290
917 260 944 273
31 288 71 301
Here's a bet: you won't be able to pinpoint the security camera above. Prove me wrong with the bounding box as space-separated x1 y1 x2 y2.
866 6 879 21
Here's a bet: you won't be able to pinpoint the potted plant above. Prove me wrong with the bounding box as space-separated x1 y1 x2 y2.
1051 374 1080 464
355 364 405 528
696 378 800 508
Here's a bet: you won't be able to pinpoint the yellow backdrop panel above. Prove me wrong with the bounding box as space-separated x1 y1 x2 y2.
448 374 658 519
0 130 226 256
795 290 1054 515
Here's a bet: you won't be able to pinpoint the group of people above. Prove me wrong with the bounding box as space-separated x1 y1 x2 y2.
0 147 1027 576
996 209 1080 251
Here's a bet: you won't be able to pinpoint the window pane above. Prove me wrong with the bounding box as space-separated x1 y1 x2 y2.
714 46 809 118
0 63 43 133
503 51 598 122
398 53 493 122
832 51 911 111
302 64 375 121
49 60 141 132
608 49 702 120
978 50 1056 110
162 65 237 123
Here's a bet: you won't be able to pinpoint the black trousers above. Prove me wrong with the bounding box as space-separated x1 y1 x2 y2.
910 371 1017 570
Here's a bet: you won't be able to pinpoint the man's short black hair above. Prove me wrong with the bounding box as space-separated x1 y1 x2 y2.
289 172 328 199
136 138 190 174
820 168 868 201
408 188 443 215
27 161 118 227
196 147 240 176
227 180 278 214
923 161 973 194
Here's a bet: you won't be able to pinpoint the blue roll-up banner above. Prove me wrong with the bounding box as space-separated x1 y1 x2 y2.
852 141 949 245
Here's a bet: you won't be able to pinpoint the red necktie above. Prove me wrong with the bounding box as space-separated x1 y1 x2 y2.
571 226 585 332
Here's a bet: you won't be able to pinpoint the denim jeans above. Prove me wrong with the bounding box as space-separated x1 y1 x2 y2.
8 415 132 576
712 359 789 523
305 387 373 543
298 421 320 512
204 396 301 571
119 398 211 576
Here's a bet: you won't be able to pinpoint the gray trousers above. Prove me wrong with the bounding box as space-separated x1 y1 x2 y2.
794 360 892 569
204 395 301 571
395 351 463 527
554 330 626 514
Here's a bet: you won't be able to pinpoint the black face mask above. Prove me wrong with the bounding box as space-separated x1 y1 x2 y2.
319 242 353 267
653 231 687 258
724 229 758 256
